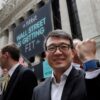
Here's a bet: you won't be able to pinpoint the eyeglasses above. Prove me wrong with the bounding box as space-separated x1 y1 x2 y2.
46 43 71 53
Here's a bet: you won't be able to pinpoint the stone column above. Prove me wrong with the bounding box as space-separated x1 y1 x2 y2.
8 28 14 44
8 30 13 44
59 0 71 35
0 32 8 48
0 35 2 49
8 23 16 44
76 0 98 39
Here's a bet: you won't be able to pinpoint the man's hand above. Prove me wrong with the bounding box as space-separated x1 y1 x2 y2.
76 39 96 62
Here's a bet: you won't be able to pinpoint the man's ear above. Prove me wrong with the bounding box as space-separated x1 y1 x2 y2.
4 52 10 58
71 49 76 59
45 52 48 59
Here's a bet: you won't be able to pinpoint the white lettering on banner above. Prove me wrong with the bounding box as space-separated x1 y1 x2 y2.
16 17 46 47
23 15 37 28
25 40 35 53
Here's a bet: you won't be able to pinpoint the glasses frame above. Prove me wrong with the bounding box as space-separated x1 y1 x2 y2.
46 43 71 53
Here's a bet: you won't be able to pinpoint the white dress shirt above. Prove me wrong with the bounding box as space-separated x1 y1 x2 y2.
72 62 81 70
51 64 73 100
8 63 20 77
85 68 100 79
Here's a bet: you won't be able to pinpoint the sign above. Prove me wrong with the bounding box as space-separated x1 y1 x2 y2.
43 60 52 78
13 0 53 59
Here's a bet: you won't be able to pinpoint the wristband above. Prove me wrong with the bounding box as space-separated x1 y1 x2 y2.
83 60 97 71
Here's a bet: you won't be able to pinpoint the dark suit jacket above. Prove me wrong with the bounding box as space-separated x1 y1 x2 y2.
86 74 100 100
85 60 100 100
32 67 87 100
1 65 37 100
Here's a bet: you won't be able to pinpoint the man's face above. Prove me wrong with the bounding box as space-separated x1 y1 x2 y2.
0 51 7 69
45 37 74 71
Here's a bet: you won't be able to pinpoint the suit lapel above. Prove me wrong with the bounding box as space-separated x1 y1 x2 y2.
42 77 52 100
61 67 79 100
3 65 22 99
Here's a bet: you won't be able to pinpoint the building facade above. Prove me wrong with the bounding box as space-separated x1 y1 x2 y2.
0 0 100 64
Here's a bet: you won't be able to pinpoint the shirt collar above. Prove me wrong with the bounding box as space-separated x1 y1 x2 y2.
64 63 73 76
8 63 20 77
85 68 100 79
52 63 73 83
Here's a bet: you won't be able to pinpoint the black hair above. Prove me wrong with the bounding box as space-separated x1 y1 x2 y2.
1 43 20 61
44 29 74 50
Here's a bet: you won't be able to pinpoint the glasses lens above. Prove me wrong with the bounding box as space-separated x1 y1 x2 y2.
47 44 71 53
47 46 56 52
59 44 69 51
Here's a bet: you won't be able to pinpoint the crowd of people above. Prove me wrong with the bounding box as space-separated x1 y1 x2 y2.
0 29 100 100
0 44 37 100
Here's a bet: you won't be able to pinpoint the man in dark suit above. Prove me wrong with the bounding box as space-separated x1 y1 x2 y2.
32 29 87 100
0 44 37 100
76 39 100 100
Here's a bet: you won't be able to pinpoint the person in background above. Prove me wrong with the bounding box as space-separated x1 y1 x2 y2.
32 29 87 100
76 39 100 100
73 39 82 69
0 44 37 100
0 69 9 94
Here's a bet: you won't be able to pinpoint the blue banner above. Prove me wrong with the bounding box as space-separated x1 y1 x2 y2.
13 1 53 59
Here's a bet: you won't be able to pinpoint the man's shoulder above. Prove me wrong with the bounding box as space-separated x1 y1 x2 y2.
35 77 51 90
16 65 36 79
71 66 85 77
19 65 33 73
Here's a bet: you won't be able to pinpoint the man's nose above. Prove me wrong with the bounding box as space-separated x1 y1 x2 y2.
54 47 62 54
